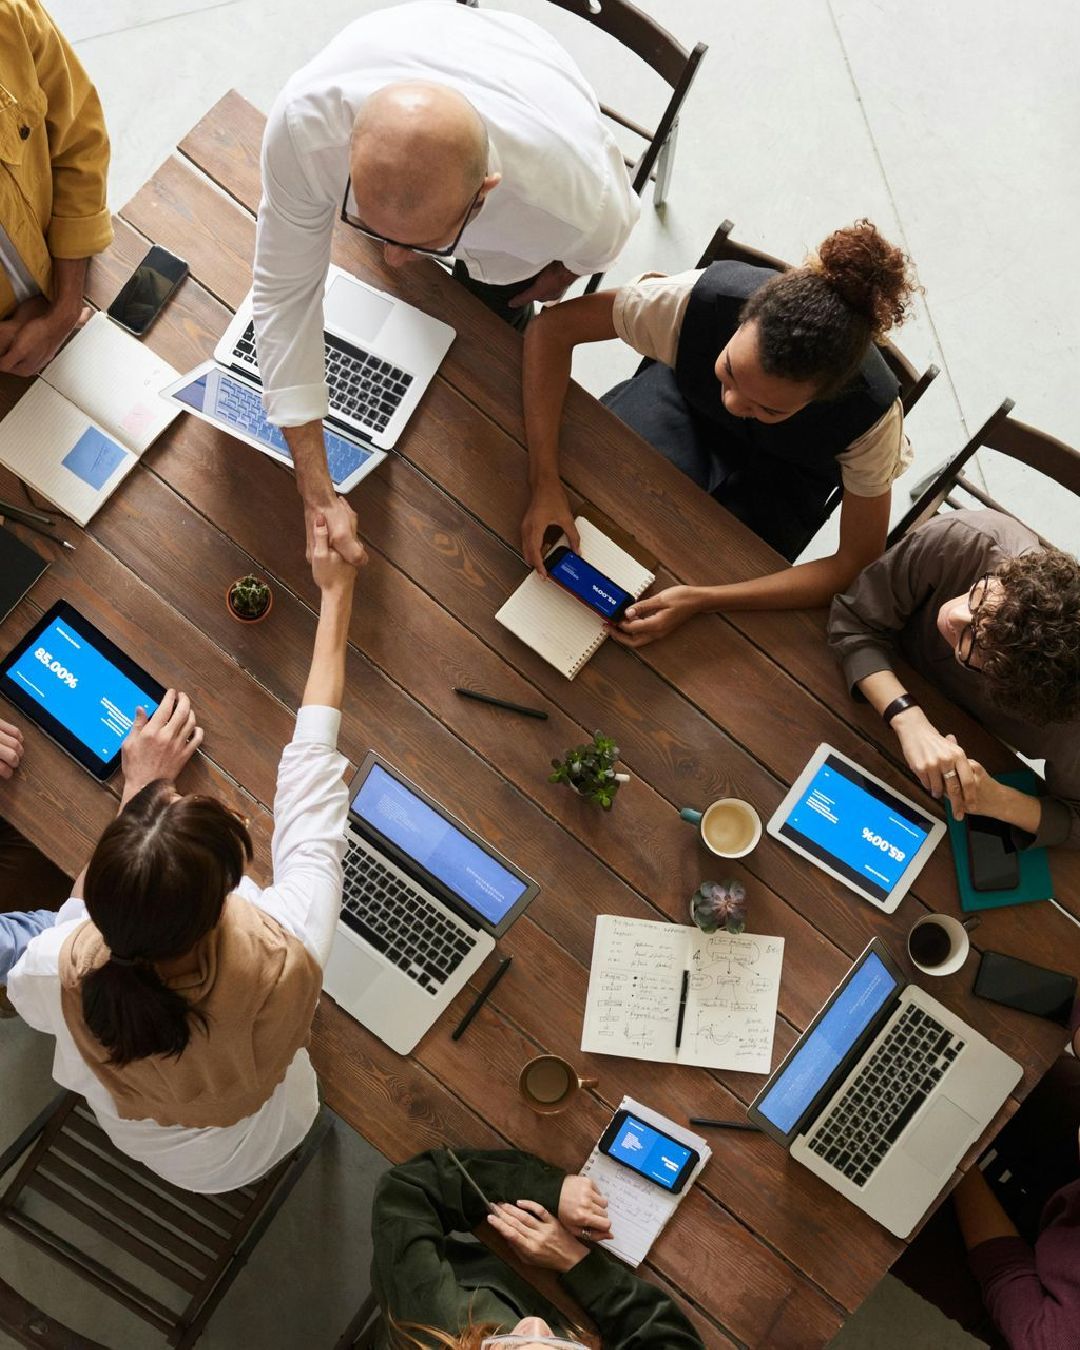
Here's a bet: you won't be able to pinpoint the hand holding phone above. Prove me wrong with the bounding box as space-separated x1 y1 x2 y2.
598 1109 699 1193
543 545 634 622
107 245 188 337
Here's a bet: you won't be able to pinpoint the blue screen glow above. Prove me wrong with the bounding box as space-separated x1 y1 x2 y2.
352 764 527 925
5 616 159 762
606 1114 694 1191
781 757 931 901
756 952 899 1134
548 550 632 620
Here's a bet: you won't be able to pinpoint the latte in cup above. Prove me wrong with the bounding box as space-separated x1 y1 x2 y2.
701 799 762 858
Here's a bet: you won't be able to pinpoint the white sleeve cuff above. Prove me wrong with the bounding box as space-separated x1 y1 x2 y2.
263 382 331 428
294 705 342 746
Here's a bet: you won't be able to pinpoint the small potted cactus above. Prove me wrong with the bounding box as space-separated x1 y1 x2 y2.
549 730 629 811
226 574 273 624
690 879 747 935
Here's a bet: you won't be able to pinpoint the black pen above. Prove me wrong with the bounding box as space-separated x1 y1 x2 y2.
0 498 54 527
451 955 513 1041
689 1118 759 1131
454 687 548 721
0 513 75 552
674 969 689 1051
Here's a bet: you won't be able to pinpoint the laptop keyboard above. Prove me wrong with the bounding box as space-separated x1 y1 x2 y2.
340 841 476 995
807 1004 964 1188
213 373 372 487
233 323 413 436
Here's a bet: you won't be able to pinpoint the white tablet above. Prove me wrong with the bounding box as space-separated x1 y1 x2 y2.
767 743 945 914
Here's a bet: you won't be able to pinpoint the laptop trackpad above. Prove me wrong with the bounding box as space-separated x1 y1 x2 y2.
325 277 393 343
903 1097 978 1175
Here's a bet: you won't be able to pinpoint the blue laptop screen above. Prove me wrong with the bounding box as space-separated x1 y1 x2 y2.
4 614 159 761
351 764 527 925
755 951 900 1135
779 755 932 902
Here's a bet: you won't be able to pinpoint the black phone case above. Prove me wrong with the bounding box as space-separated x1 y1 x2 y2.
974 951 1077 1024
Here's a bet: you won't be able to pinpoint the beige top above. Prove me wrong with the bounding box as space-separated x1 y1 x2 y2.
612 270 912 498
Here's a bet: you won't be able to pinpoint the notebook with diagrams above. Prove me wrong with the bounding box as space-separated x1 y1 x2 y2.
748 938 1021 1238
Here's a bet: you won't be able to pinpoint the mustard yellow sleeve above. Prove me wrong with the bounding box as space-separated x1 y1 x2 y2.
23 0 112 258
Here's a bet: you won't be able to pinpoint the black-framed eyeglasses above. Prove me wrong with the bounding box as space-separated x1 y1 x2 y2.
339 179 483 259
956 573 994 670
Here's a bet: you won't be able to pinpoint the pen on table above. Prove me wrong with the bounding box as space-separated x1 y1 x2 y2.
689 1119 760 1132
0 498 54 527
451 955 513 1042
0 513 75 552
453 687 547 721
674 968 689 1051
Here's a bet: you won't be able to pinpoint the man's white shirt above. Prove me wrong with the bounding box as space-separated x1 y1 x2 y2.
253 1 639 427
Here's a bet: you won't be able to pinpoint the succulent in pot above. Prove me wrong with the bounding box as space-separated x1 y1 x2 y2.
226 574 273 623
690 879 747 935
549 730 629 811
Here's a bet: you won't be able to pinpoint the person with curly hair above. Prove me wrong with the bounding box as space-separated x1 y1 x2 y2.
827 509 1080 847
520 221 920 645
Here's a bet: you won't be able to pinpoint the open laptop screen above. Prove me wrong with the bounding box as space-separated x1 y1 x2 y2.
351 764 528 926
752 948 901 1140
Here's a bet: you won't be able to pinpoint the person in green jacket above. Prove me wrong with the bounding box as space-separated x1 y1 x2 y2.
367 1147 704 1348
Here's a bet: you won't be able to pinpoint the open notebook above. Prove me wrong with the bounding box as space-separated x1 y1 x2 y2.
496 517 655 679
0 313 179 526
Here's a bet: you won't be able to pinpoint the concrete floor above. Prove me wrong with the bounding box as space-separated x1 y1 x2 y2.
5 0 1076 1343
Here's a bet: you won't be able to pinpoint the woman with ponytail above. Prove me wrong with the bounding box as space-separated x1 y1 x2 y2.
520 221 920 645
8 513 360 1192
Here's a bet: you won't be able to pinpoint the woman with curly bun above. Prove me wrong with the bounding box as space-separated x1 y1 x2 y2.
520 221 919 645
828 509 1080 848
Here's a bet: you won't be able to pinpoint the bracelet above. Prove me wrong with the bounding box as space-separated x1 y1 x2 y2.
882 694 920 726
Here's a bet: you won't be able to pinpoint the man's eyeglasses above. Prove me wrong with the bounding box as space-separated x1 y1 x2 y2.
339 179 483 259
956 573 994 670
480 1338 587 1349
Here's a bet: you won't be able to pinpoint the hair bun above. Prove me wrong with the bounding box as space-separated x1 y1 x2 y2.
816 220 917 338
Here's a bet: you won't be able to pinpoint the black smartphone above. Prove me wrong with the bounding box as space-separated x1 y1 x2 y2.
974 950 1077 1024
598 1108 700 1193
543 545 634 622
966 813 1020 891
106 245 188 337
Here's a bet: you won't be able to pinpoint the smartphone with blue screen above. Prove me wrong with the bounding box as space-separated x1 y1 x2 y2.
544 545 634 622
598 1109 699 1193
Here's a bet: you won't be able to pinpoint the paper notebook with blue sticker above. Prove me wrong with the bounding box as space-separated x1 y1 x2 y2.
0 314 179 525
946 769 1053 911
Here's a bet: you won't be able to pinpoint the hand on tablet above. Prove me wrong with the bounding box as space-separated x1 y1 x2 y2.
0 718 23 780
121 690 203 804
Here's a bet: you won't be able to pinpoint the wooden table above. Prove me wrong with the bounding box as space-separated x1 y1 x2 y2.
2 94 1077 1348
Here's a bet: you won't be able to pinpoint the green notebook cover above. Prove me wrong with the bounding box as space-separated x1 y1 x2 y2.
946 769 1053 911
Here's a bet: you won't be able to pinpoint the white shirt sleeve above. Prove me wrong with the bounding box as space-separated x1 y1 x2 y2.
240 705 349 969
252 97 336 428
7 900 89 1034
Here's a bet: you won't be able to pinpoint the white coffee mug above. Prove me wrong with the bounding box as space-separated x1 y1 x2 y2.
679 798 762 859
907 914 978 977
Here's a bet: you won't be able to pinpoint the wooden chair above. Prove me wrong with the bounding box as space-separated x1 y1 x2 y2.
333 1290 380 1349
699 219 940 416
887 398 1080 547
457 0 708 292
0 1274 108 1349
0 1093 332 1349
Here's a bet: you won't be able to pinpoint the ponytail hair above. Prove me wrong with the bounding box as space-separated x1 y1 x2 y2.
740 219 918 397
81 782 253 1066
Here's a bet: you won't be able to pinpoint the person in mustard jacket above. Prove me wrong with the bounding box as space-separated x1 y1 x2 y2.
0 0 112 376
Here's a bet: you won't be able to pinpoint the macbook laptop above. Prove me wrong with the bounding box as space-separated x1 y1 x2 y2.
748 938 1021 1238
163 264 455 493
323 752 539 1054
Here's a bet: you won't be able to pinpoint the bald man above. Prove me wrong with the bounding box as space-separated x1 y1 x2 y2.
253 1 638 564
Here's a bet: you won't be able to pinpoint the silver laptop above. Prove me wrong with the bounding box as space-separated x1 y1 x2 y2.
748 938 1021 1238
323 752 539 1055
163 263 455 494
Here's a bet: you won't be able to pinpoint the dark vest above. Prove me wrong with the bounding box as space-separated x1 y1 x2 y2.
674 261 899 492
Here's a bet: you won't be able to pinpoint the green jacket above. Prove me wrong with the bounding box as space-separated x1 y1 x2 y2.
370 1148 704 1348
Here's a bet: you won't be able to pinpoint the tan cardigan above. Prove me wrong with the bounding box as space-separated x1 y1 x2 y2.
57 894 323 1128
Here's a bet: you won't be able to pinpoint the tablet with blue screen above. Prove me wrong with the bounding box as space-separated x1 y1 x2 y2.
0 601 165 780
767 743 945 913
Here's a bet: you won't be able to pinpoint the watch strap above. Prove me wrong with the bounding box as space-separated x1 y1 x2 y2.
883 693 920 725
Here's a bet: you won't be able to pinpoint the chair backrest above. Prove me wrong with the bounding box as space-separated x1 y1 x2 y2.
887 399 1080 547
697 219 939 417
0 1093 330 1350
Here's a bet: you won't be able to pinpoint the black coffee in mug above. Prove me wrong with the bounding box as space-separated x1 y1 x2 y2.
909 920 952 968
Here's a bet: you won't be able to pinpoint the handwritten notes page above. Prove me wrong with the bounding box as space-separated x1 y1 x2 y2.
580 1096 710 1268
581 915 784 1073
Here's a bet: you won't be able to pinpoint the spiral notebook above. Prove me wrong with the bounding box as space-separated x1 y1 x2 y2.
495 517 655 679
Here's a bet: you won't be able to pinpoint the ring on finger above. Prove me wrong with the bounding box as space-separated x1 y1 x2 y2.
580 1226 590 1239
943 769 959 780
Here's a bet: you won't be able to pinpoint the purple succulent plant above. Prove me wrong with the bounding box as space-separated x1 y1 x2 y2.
690 879 747 935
